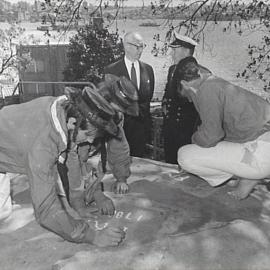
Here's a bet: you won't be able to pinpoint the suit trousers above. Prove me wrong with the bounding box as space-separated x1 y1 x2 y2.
124 115 147 158
177 131 270 186
163 116 197 164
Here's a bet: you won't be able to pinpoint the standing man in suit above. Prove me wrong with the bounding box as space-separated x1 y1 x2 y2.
104 31 155 157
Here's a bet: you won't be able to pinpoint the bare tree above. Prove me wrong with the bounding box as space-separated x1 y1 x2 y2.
40 0 270 90
0 24 32 77
150 1 270 90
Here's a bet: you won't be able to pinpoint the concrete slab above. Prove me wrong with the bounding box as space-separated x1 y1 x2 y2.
1 158 270 270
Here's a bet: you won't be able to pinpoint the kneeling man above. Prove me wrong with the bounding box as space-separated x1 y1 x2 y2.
176 56 270 200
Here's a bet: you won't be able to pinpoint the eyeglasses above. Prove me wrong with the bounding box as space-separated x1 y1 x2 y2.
169 44 184 49
126 42 146 50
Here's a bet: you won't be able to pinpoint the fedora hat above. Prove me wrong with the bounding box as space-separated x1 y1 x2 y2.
99 74 139 116
65 85 119 137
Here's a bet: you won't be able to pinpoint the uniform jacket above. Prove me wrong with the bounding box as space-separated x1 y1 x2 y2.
186 75 270 147
162 62 211 120
161 63 200 163
162 64 198 121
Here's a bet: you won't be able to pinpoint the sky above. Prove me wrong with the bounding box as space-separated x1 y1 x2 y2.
5 0 252 6
6 0 154 5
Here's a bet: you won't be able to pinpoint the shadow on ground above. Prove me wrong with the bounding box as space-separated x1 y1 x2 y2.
1 158 270 270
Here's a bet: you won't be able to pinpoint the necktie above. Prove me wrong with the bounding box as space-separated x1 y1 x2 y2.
131 63 138 88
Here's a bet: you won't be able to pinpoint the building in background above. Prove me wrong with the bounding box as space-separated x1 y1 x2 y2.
17 44 69 102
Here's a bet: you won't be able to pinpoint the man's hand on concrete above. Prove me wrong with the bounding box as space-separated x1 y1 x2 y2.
112 182 129 194
94 191 115 216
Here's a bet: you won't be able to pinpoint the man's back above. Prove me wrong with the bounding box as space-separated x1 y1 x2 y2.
0 96 67 173
192 75 270 146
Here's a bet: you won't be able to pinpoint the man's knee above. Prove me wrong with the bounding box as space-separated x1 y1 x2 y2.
177 144 197 171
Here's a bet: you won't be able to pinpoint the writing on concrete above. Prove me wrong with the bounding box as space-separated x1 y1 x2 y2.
93 210 144 232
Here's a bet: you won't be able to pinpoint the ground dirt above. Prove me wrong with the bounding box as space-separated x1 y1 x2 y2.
1 158 270 270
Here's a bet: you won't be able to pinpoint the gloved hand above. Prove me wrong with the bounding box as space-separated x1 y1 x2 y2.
111 182 129 194
92 226 125 247
94 191 115 216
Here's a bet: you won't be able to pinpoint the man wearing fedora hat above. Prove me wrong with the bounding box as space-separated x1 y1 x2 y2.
66 76 139 215
162 32 211 164
98 75 139 194
0 87 125 247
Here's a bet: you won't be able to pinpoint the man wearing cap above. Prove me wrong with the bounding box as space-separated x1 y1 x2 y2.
98 75 139 194
162 32 210 164
104 31 155 158
0 87 125 247
67 77 138 214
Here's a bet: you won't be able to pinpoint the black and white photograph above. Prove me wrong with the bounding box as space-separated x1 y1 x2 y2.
1 0 270 269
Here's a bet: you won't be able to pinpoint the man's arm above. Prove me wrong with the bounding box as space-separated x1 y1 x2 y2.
104 60 126 78
106 120 131 194
162 65 175 116
162 65 175 100
27 142 124 246
67 143 115 216
148 64 155 100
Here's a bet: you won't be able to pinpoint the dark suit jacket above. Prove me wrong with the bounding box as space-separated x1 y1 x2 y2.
104 58 155 119
104 58 155 157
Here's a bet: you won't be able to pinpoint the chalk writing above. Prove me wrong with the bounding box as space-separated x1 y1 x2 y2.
114 211 144 222
115 211 124 219
92 210 145 231
94 221 108 230
125 212 132 220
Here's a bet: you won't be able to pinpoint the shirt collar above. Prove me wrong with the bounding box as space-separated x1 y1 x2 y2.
51 95 68 147
124 56 139 71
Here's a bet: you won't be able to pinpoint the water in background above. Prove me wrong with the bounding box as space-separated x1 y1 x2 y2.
1 19 264 100
108 19 264 100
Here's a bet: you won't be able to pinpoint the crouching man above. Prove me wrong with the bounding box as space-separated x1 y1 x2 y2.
67 75 139 213
176 56 270 200
0 86 125 247
98 74 139 194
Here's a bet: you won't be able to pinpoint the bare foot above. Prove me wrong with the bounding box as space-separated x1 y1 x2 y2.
227 178 240 187
228 179 259 200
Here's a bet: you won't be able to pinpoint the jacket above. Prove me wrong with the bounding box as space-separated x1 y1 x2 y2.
104 58 155 120
0 96 97 243
186 75 270 147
